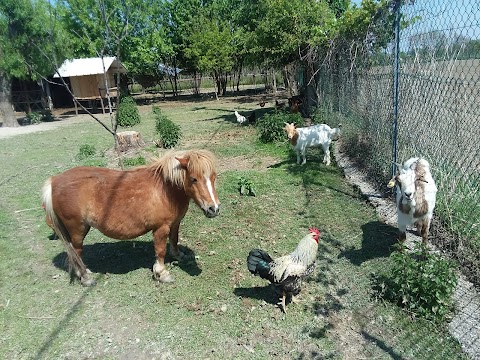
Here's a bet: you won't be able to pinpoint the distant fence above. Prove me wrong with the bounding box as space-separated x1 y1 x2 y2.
316 0 479 286
130 73 268 96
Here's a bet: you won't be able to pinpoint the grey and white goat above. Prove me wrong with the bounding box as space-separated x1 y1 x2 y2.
388 157 437 245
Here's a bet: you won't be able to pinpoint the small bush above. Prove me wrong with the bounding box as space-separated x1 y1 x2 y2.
121 156 146 167
25 112 43 124
117 96 141 127
238 176 256 196
256 111 304 143
377 243 457 322
77 144 96 160
153 106 182 148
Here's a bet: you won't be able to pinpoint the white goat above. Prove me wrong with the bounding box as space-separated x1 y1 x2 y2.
388 157 437 246
284 123 342 166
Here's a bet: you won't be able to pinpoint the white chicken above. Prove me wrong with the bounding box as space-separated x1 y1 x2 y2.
234 110 247 125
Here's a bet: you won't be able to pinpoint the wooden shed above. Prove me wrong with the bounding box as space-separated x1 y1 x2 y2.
54 57 127 115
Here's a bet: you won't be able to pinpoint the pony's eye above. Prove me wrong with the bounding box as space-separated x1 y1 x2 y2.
190 177 197 183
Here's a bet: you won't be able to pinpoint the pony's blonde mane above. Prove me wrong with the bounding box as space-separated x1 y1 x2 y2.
147 149 217 187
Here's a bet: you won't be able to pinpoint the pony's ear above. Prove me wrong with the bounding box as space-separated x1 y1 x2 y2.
175 156 189 169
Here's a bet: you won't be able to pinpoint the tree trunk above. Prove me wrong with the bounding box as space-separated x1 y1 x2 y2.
0 73 17 127
272 69 277 93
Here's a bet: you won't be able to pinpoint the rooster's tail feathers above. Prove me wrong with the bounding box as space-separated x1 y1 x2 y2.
247 249 273 280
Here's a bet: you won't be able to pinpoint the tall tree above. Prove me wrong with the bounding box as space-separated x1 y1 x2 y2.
184 9 235 96
0 0 70 126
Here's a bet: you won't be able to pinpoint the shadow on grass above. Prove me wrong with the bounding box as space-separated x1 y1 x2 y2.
268 152 361 202
361 331 404 360
52 241 201 277
340 221 398 266
233 284 279 305
35 275 101 359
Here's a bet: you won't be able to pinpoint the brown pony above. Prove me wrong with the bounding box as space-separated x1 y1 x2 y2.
42 149 220 286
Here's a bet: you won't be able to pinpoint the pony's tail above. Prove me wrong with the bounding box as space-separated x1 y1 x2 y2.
42 179 88 280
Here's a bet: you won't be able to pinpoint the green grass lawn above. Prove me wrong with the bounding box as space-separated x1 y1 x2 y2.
0 96 467 359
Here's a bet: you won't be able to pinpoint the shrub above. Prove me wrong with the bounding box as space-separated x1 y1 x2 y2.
238 176 256 196
377 243 457 322
77 144 96 160
256 111 304 143
117 96 140 127
121 156 146 167
25 112 43 124
153 106 182 148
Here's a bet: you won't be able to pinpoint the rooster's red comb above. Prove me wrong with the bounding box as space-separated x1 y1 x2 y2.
309 227 320 236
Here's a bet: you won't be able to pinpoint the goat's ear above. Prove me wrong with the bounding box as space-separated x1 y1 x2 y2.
387 175 398 188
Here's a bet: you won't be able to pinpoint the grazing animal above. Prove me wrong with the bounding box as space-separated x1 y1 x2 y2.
288 96 303 113
234 110 247 124
247 227 320 313
42 149 220 286
247 111 256 124
284 122 342 166
387 157 437 246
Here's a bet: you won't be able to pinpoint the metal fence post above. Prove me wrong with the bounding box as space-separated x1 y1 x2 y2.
391 0 401 177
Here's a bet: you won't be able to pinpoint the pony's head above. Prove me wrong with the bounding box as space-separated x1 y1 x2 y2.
175 150 220 218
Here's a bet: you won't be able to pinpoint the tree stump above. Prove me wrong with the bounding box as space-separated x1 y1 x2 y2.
116 131 144 152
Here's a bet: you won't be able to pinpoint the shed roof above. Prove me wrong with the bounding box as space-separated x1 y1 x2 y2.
53 57 127 78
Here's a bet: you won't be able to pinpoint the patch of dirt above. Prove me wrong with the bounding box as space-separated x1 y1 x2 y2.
218 154 279 173
333 141 480 359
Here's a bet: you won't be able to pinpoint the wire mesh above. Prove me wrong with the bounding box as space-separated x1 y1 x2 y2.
316 1 479 287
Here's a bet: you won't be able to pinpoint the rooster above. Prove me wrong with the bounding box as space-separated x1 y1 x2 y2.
247 227 320 312
234 110 247 125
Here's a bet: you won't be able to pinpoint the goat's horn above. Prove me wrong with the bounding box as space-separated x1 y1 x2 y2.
391 161 402 169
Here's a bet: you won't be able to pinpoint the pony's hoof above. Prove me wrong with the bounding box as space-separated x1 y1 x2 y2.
154 270 175 283
81 276 96 287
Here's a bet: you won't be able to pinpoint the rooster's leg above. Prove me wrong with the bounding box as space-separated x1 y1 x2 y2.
277 291 287 313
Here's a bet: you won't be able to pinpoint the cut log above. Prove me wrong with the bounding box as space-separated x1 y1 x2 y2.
116 131 144 152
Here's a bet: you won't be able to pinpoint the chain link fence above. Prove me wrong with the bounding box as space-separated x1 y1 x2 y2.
315 0 479 289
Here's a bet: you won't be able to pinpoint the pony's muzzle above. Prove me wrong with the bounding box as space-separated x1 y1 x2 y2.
204 204 220 218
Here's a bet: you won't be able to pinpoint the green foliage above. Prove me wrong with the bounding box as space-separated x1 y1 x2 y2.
24 110 55 125
0 0 71 80
377 244 458 322
257 111 304 143
153 106 182 149
121 156 146 167
25 112 43 124
237 176 256 196
117 96 140 127
77 144 96 160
